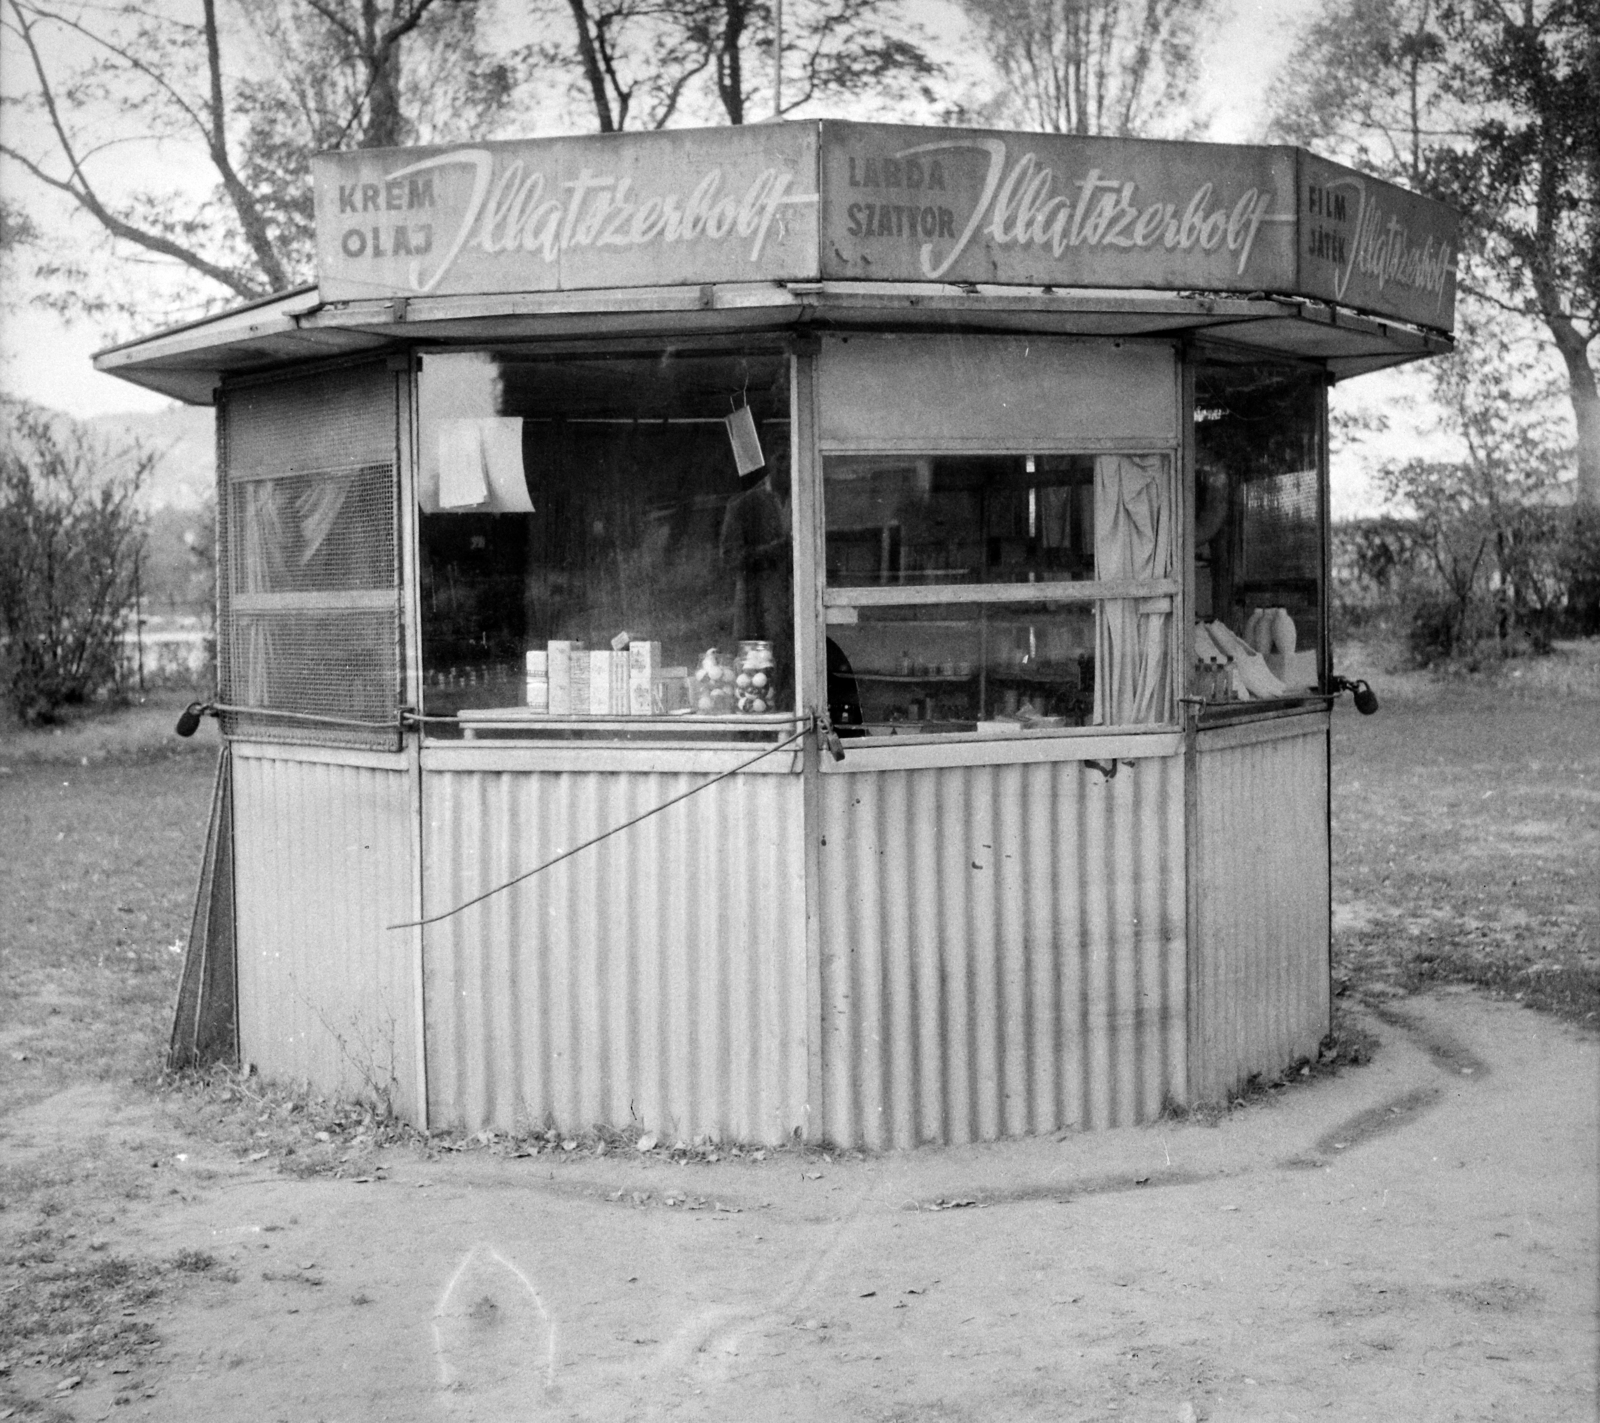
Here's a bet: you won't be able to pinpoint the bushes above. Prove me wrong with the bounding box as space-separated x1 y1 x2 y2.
0 407 153 723
1332 501 1598 665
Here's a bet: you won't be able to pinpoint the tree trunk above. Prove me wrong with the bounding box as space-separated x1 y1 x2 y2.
718 0 747 124
567 0 617 132
1551 333 1600 506
361 0 405 148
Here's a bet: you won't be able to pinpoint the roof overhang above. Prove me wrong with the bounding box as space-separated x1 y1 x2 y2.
92 287 388 405
94 280 1449 404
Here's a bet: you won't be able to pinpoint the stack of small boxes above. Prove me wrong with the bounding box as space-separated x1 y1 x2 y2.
528 637 660 714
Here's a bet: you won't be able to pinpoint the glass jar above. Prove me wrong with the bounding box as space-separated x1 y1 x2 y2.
692 648 736 715
734 640 775 714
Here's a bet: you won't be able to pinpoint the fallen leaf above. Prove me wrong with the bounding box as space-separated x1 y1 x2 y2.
56 1376 82 1392
561 1140 577 1152
636 1134 657 1153
803 1171 823 1180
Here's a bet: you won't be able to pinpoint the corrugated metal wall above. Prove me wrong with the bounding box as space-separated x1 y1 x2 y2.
816 757 1186 1148
422 769 809 1144
232 748 420 1118
1192 721 1330 1102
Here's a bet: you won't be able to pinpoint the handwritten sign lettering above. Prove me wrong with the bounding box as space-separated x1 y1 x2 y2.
312 123 1457 331
1297 155 1455 322
313 129 820 300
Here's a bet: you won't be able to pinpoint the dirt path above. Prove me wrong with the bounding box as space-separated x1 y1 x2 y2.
2 991 1594 1423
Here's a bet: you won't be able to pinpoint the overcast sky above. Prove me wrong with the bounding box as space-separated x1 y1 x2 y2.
0 0 1324 413
4 0 1430 514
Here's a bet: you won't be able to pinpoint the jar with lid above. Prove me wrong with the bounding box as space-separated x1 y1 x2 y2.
734 640 775 714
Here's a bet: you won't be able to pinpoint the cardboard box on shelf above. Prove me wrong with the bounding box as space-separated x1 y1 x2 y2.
610 650 630 714
548 642 573 715
587 650 613 715
569 650 591 715
628 641 660 714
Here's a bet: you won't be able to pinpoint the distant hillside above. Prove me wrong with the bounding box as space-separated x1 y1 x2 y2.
86 403 215 510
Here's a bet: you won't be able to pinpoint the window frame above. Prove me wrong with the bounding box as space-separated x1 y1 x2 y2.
407 338 809 747
815 443 1185 743
1188 352 1332 726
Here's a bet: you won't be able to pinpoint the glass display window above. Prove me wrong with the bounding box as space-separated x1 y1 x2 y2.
415 347 793 736
1192 360 1326 709
822 452 1178 733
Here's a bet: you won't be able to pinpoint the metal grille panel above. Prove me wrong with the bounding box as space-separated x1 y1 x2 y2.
228 611 400 723
218 364 401 750
1241 466 1320 587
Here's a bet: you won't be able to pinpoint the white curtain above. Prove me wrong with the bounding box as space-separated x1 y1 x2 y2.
1094 453 1173 726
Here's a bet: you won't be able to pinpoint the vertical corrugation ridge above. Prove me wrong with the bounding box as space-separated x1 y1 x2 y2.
422 769 808 1143
817 756 1186 1147
1193 729 1330 1102
233 756 417 1117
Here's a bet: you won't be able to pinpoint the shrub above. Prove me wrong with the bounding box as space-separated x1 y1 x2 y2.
0 407 153 723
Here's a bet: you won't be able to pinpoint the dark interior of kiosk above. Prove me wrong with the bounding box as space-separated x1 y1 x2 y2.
1193 358 1325 704
824 454 1099 728
418 348 791 726
411 343 1327 736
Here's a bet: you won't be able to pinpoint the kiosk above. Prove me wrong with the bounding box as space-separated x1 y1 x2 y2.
99 121 1458 1147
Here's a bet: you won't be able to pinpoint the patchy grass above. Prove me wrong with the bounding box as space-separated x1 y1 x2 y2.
0 690 219 1116
1331 638 1600 1024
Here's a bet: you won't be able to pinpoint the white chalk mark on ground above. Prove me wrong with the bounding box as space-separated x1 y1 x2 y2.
433 1243 558 1413
653 1170 885 1391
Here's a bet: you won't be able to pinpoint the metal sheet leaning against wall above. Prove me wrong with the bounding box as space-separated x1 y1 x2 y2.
421 765 809 1144
231 746 420 1118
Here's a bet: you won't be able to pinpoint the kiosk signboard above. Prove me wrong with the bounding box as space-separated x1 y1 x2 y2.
313 121 1457 331
312 124 824 300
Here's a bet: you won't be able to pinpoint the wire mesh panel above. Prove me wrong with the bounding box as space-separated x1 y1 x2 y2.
218 363 401 749
1240 466 1320 588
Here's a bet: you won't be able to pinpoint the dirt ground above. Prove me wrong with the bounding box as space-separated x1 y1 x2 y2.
2 990 1595 1422
3 669 1597 1421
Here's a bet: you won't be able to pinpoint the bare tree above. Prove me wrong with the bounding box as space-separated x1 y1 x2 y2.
1270 0 1598 505
0 0 517 310
548 0 940 132
957 0 1221 137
